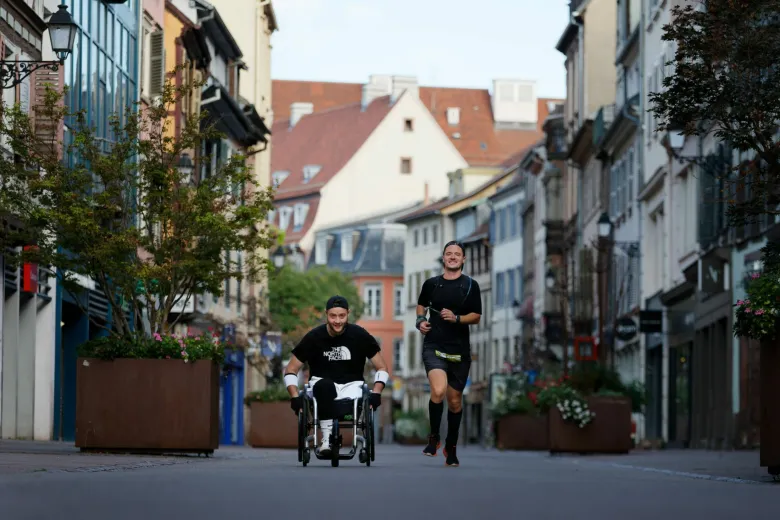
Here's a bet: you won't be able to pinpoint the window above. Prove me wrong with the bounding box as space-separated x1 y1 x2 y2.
302 165 321 183
495 272 505 307
341 233 354 262
236 252 243 315
267 209 276 223
507 269 516 304
401 157 412 174
363 284 382 318
315 236 328 265
404 119 413 132
393 338 403 372
394 284 403 316
278 206 292 230
423 227 428 245
224 251 231 310
446 107 460 125
293 203 309 231
272 170 289 188
407 331 416 372
413 229 419 247
509 203 518 237
432 225 438 243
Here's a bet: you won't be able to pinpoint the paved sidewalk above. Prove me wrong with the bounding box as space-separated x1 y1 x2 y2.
555 448 777 484
0 440 208 476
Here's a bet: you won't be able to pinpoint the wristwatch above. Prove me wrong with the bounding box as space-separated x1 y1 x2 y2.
456 315 461 324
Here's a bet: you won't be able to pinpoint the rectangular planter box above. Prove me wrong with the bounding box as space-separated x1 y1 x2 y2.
75 358 219 454
248 401 355 449
249 401 298 449
760 338 780 469
495 413 549 450
549 395 632 454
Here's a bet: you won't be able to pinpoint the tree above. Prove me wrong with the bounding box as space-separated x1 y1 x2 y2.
268 265 364 353
649 0 780 242
0 71 276 337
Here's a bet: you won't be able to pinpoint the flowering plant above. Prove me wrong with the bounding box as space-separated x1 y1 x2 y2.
77 329 225 364
733 271 780 341
536 384 595 429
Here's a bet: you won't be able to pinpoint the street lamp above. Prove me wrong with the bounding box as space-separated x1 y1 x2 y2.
545 268 556 290
667 124 686 153
0 4 78 89
597 212 612 239
177 153 194 183
273 247 286 268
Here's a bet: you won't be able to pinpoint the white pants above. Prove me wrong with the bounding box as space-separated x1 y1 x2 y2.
309 377 364 442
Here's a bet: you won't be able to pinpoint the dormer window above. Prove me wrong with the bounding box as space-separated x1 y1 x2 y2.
272 170 289 188
315 235 328 265
278 206 292 229
293 203 309 231
341 233 353 262
302 165 321 183
447 107 460 126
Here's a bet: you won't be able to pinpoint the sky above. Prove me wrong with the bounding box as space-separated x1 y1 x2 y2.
270 0 571 99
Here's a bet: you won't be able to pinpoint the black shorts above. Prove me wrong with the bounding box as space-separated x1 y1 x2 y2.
422 345 471 392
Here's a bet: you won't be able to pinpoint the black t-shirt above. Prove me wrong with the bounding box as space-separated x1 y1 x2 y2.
417 274 482 355
292 323 381 384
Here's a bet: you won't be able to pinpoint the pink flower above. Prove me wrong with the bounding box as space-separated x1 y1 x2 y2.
737 299 745 306
755 309 765 315
153 332 162 341
181 351 187 356
751 273 760 279
746 308 752 313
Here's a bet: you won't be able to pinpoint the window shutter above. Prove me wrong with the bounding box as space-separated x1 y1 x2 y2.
149 30 165 97
31 66 63 158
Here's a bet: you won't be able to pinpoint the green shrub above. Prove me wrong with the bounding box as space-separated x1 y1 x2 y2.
77 331 225 364
244 384 291 406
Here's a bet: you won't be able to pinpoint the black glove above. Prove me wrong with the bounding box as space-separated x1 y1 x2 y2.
369 392 381 410
290 395 303 414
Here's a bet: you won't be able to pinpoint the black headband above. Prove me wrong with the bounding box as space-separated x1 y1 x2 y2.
442 240 465 255
326 295 349 311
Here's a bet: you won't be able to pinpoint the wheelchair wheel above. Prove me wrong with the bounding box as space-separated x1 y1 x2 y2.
330 418 340 467
368 407 375 462
302 448 310 467
297 401 308 463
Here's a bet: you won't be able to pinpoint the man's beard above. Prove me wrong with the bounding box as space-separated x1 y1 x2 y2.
327 322 347 336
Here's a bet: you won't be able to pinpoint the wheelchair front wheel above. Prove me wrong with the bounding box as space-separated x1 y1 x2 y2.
302 448 310 466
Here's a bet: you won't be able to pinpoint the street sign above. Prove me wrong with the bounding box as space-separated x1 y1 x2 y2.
639 310 663 333
615 317 638 341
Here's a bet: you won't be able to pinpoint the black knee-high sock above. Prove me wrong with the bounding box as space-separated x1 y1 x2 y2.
445 410 463 446
429 400 444 437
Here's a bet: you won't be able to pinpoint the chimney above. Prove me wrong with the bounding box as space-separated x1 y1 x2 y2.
289 102 313 128
423 181 429 205
391 75 419 104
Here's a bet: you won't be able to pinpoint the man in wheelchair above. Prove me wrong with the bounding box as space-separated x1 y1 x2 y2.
284 295 389 457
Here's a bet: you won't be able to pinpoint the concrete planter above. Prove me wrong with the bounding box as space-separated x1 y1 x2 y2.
75 358 219 454
548 395 632 454
495 413 549 451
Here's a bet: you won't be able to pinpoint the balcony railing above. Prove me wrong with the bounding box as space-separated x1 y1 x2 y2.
593 104 616 147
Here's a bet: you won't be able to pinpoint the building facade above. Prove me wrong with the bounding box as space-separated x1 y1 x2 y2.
0 0 60 441
51 0 141 442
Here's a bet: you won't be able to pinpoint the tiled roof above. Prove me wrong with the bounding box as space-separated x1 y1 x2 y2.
395 166 518 224
272 193 321 245
270 96 393 201
308 227 405 276
272 79 563 167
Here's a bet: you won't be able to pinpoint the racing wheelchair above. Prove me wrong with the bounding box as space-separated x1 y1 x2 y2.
297 382 376 467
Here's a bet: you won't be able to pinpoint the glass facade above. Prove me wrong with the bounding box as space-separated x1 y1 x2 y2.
62 0 140 147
